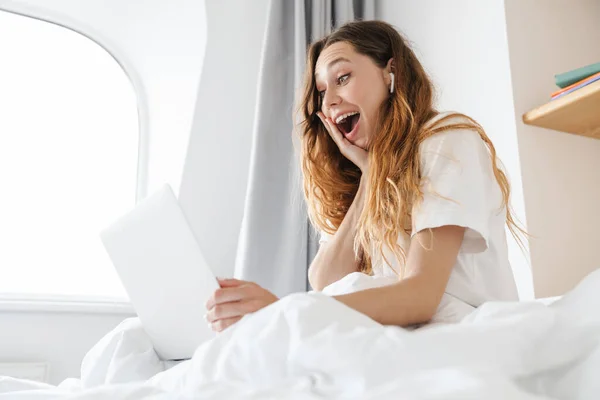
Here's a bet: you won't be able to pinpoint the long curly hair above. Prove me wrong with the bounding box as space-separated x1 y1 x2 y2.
296 20 526 275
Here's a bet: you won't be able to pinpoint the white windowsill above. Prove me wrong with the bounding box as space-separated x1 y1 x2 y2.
0 293 135 315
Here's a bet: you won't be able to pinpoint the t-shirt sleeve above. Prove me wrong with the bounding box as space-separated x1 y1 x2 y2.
411 128 501 253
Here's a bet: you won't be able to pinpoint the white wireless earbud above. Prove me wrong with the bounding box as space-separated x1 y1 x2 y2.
389 72 395 94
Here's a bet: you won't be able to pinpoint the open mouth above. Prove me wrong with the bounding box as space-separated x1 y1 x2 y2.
335 112 360 138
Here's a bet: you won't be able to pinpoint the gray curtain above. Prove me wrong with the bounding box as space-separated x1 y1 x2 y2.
234 0 374 297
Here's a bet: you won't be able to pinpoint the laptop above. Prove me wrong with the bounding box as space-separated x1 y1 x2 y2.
99 183 220 361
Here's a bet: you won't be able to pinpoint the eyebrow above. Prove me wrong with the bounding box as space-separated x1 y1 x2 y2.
315 57 351 80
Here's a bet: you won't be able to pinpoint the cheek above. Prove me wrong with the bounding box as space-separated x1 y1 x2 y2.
364 86 389 121
360 87 388 146
357 77 386 113
361 89 385 127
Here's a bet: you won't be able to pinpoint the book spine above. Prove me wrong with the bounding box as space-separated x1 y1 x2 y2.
555 62 600 88
551 72 600 97
552 75 600 100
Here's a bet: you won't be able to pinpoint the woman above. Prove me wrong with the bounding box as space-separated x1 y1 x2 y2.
205 20 525 332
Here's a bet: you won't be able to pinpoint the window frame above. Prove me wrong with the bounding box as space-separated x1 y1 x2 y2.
0 7 150 308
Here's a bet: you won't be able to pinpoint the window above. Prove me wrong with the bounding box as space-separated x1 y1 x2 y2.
0 11 138 299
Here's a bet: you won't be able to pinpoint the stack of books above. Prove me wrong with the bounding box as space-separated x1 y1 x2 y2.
552 62 600 100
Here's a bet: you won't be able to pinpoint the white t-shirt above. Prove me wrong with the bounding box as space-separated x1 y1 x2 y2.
319 112 519 322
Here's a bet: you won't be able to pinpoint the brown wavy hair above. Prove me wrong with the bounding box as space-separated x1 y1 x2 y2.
296 20 526 275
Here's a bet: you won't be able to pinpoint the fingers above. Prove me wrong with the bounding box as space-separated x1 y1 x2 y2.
205 285 252 309
205 299 259 323
317 112 345 146
316 111 369 173
217 278 246 288
209 316 242 333
204 280 278 333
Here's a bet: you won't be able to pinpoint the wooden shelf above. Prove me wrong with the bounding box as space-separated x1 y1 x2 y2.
522 79 600 139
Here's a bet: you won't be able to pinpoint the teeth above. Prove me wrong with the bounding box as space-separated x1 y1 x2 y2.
335 111 359 124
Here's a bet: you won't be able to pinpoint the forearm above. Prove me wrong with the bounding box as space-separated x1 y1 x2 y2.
332 225 464 326
308 178 369 291
333 276 441 326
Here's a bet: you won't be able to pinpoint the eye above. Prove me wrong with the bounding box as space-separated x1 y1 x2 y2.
337 73 350 85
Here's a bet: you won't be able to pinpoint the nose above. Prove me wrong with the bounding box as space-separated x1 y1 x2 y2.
322 89 341 112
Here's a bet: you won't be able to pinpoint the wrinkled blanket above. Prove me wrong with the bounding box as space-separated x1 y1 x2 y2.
1 270 599 399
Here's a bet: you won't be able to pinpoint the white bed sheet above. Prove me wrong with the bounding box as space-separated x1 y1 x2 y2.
1 269 599 399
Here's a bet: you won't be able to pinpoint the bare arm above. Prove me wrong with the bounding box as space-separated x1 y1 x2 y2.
308 177 369 291
205 225 464 332
333 225 465 326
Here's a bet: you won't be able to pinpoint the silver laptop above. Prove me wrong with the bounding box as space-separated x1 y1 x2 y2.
100 183 219 360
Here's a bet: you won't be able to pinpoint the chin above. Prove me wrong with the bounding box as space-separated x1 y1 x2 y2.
354 138 368 150
354 131 370 150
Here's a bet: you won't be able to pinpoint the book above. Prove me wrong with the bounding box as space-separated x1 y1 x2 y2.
551 73 600 100
555 62 600 88
551 72 600 98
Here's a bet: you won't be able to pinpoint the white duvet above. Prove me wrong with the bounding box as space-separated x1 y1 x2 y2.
1 270 599 399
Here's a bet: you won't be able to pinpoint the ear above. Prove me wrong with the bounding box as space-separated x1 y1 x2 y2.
386 58 394 72
385 58 394 82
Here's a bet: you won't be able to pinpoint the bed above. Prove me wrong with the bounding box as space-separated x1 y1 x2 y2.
0 270 598 399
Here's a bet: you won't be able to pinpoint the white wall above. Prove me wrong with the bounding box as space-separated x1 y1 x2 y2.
0 0 207 201
0 1 270 384
6 0 597 387
377 0 533 299
0 0 207 385
0 308 130 384
504 0 600 297
178 0 270 279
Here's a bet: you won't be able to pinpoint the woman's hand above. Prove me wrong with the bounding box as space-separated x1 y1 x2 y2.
317 111 369 174
205 278 278 332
